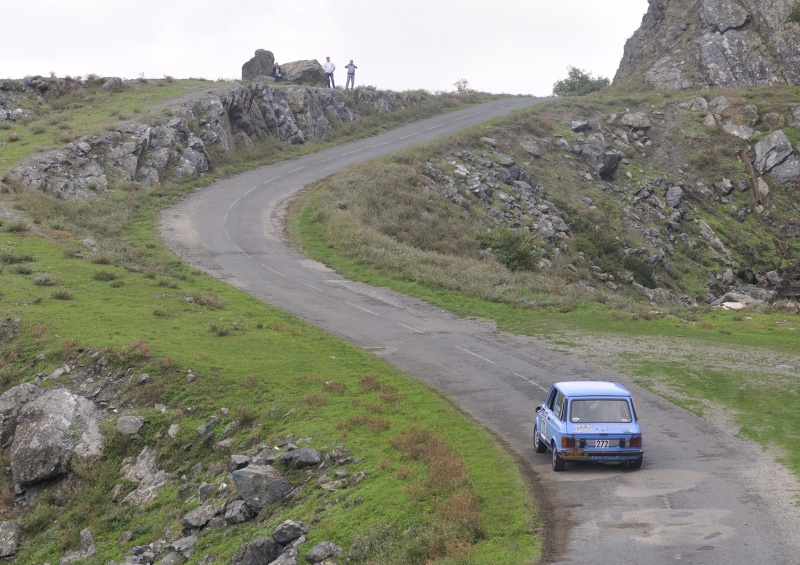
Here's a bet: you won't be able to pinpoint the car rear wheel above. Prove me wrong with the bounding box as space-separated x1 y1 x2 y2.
628 457 643 470
551 443 565 471
533 424 547 453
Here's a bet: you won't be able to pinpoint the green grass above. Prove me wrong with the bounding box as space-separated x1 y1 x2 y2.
630 361 800 472
0 214 539 564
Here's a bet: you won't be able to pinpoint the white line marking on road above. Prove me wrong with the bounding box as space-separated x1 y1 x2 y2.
346 301 380 316
513 372 549 392
342 149 363 156
261 264 287 276
399 132 420 140
301 282 324 292
456 347 496 364
424 124 445 131
398 323 424 334
314 158 333 164
452 115 468 121
287 166 306 173
241 177 280 196
371 141 391 147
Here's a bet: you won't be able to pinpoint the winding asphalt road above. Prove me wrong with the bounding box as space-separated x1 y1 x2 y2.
159 98 800 564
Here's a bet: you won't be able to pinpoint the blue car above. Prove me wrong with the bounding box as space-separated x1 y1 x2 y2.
534 381 643 471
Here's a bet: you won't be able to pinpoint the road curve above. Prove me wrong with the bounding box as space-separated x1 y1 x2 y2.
159 98 800 564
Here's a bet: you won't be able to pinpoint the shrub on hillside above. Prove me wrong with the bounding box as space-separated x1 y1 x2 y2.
553 67 610 97
475 228 538 271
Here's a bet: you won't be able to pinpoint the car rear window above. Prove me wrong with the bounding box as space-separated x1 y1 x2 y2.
570 399 632 423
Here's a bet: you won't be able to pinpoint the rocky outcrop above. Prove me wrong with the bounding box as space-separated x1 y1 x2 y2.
241 49 327 87
1 82 432 199
678 93 800 186
615 0 800 90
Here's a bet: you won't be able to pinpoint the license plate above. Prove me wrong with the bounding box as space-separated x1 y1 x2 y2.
593 439 619 448
562 448 588 460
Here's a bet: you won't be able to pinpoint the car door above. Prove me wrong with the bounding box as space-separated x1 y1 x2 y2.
537 386 556 442
544 388 565 446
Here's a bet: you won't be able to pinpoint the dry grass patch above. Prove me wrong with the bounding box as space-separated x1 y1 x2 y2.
336 415 391 434
391 425 487 561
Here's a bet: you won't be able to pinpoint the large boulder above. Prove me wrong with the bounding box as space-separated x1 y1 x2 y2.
278 447 322 470
574 133 624 180
753 130 799 184
281 60 327 87
242 49 275 81
230 464 292 511
272 520 309 545
9 388 103 488
231 537 281 565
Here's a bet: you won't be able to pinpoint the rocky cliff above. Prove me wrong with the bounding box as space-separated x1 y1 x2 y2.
614 0 800 89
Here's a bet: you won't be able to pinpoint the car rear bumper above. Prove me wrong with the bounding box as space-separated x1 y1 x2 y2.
559 448 643 462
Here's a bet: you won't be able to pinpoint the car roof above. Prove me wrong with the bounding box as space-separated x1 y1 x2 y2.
554 380 632 398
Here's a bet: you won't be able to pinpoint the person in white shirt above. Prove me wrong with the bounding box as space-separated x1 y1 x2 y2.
345 60 358 89
322 57 336 88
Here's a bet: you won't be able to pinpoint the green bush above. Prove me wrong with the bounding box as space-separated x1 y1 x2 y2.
475 228 538 271
624 256 658 289
553 67 610 97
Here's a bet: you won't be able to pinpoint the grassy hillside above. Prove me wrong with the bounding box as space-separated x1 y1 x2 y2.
290 85 800 480
0 80 539 564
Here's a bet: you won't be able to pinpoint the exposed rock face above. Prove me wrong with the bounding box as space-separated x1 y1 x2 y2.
615 0 800 89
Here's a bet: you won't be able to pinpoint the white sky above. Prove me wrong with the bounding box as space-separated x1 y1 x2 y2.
1 0 649 96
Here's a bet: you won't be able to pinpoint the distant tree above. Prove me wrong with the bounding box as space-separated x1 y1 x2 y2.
552 66 610 97
453 78 470 93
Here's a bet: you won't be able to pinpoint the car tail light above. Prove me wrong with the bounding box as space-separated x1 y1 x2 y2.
629 436 642 448
561 437 576 448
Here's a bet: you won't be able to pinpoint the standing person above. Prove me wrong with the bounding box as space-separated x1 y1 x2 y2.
322 56 336 88
344 59 358 89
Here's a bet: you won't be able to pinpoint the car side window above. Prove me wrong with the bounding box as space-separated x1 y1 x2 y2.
546 388 557 410
554 392 565 421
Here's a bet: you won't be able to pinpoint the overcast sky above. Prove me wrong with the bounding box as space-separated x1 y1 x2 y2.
1 0 649 96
